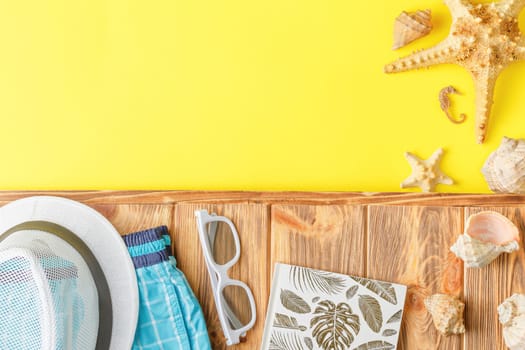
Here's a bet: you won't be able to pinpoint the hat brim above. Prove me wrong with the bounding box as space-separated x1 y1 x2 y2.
0 196 138 350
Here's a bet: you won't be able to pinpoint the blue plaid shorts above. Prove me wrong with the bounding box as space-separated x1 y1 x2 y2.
122 226 211 350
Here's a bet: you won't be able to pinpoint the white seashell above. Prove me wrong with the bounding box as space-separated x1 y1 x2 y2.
450 211 520 268
498 294 525 350
482 137 525 194
424 294 465 336
450 234 518 268
392 9 432 50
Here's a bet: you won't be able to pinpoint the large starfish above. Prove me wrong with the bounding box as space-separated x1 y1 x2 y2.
385 0 525 144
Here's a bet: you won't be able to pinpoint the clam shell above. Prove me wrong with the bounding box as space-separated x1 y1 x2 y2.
392 9 432 50
464 211 520 246
450 211 520 268
424 294 465 336
498 294 525 350
482 137 525 194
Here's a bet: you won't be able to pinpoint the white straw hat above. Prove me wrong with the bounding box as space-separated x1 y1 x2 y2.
0 196 138 349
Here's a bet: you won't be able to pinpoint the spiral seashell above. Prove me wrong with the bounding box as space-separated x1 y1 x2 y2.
424 294 465 336
450 211 520 268
498 294 525 350
482 137 525 194
392 9 432 50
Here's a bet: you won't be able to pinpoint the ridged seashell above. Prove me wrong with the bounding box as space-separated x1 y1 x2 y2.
498 294 525 350
392 9 432 50
450 211 520 268
482 137 525 194
424 294 465 336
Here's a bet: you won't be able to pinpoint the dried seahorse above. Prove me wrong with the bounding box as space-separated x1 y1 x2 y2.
439 86 466 124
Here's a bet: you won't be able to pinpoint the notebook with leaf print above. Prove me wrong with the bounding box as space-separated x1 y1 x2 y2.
260 263 407 350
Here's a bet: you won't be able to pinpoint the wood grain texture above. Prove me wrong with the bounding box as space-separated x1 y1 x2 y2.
174 203 269 350
368 206 464 350
2 190 525 206
2 192 524 349
271 205 366 279
464 207 525 350
92 204 174 237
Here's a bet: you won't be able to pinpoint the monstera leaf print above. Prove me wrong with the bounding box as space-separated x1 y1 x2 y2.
290 266 347 295
350 276 398 304
310 300 360 350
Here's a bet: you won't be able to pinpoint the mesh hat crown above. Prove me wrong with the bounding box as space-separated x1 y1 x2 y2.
0 232 99 349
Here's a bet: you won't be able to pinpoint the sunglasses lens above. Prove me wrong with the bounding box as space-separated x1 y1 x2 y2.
206 221 236 265
221 285 253 330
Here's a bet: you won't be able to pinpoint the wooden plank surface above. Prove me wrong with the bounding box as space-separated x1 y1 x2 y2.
1 190 525 206
174 203 269 350
464 207 525 350
93 203 174 236
0 192 524 349
271 204 366 277
368 206 464 350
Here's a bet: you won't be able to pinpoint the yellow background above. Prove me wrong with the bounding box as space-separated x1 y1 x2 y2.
1 0 524 192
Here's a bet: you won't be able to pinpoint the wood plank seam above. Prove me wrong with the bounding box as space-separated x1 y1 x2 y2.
170 204 177 256
364 205 369 278
461 206 465 350
265 204 272 310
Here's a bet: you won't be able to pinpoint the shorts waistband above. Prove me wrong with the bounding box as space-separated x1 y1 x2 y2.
122 226 172 269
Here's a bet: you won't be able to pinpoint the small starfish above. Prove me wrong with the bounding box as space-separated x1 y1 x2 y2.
401 148 454 192
385 0 525 144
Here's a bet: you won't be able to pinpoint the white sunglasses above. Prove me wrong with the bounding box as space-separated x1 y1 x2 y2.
194 210 256 346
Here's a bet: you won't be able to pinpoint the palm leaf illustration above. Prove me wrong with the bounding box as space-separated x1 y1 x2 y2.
350 277 398 304
269 331 305 350
304 337 313 350
346 285 359 299
290 266 347 295
280 289 311 314
386 310 403 324
358 295 383 333
353 340 395 350
273 313 307 331
311 300 360 350
382 329 397 337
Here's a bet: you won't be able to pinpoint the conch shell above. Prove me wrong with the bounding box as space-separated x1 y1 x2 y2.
498 294 525 350
424 294 465 336
450 211 520 268
482 137 525 194
392 9 432 50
